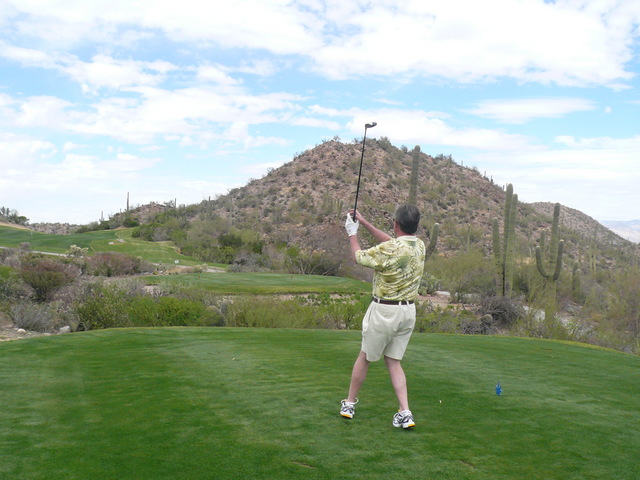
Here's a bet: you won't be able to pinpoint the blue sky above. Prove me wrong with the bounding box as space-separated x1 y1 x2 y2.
1 0 639 224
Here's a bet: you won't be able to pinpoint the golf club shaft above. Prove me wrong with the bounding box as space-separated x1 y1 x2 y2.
353 122 376 220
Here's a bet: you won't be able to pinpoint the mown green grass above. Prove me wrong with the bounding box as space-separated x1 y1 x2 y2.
0 226 201 265
145 272 372 294
1 329 637 480
0 225 117 252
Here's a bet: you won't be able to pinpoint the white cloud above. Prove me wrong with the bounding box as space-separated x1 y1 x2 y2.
69 55 177 92
240 160 289 178
0 132 57 169
0 85 303 146
62 141 85 151
340 108 532 150
104 153 162 172
310 1 636 87
467 98 597 124
234 60 278 77
3 0 637 87
466 137 640 221
196 64 240 85
0 45 177 92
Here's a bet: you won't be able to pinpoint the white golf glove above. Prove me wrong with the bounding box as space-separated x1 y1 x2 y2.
345 214 360 236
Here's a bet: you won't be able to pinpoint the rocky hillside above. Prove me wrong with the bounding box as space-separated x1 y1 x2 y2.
181 138 635 267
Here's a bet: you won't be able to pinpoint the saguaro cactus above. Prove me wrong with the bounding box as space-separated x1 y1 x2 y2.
426 222 439 260
419 222 440 295
535 203 564 322
409 145 420 205
492 184 518 297
572 261 582 302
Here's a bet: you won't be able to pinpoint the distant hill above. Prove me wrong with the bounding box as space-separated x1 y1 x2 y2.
601 220 640 243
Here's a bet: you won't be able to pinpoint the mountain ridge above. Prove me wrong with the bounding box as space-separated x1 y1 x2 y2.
203 138 636 269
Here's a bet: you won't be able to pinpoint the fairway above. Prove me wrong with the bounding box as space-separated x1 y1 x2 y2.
144 272 372 294
1 330 638 480
0 225 201 264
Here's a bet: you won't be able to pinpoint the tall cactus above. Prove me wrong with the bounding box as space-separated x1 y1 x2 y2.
572 261 582 302
492 184 518 297
419 222 440 295
409 145 420 205
425 222 439 260
405 144 438 260
535 203 564 322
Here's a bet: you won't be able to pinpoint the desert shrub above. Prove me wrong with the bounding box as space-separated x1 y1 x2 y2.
19 258 80 302
86 252 150 276
220 294 368 329
75 284 131 330
303 293 369 329
126 296 222 327
10 301 58 332
228 253 270 273
223 296 319 328
0 277 29 305
284 246 340 276
74 283 222 330
428 248 495 300
0 266 27 301
0 247 18 263
419 273 442 295
476 296 525 329
415 303 477 334
155 282 220 307
459 314 497 335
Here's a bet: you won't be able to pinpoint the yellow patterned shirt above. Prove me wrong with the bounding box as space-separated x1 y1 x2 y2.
355 235 426 301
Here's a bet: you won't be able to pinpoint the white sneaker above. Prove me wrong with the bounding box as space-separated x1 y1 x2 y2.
340 399 358 419
392 409 415 429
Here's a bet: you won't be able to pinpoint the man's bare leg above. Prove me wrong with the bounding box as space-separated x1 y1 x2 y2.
385 356 409 411
347 351 370 402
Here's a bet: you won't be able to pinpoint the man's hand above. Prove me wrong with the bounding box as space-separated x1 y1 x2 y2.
345 214 360 236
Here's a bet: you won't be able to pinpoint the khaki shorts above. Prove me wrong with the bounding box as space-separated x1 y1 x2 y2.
361 302 416 362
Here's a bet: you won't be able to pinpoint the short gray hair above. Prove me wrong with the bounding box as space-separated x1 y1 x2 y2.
394 204 420 234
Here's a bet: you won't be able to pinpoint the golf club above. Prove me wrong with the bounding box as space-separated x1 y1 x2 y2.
352 122 377 220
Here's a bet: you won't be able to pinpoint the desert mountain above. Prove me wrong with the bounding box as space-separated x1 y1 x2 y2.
197 138 634 266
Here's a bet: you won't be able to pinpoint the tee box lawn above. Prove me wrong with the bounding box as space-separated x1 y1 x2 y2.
0 328 638 480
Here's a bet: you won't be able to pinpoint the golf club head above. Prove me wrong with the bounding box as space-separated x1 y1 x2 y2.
365 122 377 129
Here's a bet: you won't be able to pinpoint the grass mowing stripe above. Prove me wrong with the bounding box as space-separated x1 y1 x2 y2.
1 329 638 480
144 272 371 294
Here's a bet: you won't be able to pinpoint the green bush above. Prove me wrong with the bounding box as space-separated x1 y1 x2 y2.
74 284 222 330
75 285 131 330
127 296 222 327
0 266 27 303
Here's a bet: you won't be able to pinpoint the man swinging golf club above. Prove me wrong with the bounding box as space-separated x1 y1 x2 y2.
341 204 426 428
